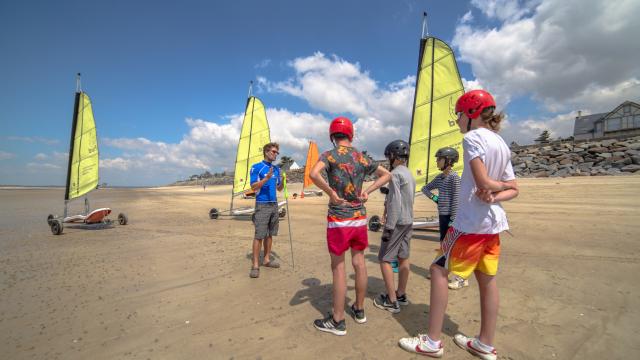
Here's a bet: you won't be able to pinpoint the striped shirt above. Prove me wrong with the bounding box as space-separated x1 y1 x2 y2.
421 172 460 219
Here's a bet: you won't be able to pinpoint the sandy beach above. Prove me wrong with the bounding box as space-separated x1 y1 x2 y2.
1 176 639 359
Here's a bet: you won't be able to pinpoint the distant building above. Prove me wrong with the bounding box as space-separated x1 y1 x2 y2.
573 101 640 140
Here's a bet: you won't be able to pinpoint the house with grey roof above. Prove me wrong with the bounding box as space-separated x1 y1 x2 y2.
573 101 640 140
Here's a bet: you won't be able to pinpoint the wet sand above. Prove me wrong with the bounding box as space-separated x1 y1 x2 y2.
1 176 639 359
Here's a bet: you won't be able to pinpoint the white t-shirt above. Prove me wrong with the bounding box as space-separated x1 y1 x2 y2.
453 127 515 234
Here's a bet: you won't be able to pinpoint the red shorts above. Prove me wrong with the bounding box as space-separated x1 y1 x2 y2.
326 215 368 256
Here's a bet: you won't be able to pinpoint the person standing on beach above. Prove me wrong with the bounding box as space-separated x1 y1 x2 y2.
421 147 466 289
309 117 391 336
248 142 284 278
373 140 415 314
399 89 519 359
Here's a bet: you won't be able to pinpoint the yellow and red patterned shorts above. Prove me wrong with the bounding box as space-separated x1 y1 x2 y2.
433 227 501 279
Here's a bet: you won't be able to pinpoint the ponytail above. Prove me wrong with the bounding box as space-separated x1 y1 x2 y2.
480 107 504 132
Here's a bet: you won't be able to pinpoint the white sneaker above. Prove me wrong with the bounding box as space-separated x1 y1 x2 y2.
448 276 469 290
398 334 443 357
453 334 497 360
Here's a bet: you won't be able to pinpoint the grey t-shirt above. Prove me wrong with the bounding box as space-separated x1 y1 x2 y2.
384 165 416 229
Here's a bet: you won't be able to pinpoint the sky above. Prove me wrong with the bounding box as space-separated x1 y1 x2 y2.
1 0 639 186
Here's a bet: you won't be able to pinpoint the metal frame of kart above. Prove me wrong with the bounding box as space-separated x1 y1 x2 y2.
47 196 128 235
209 200 288 220
367 214 438 232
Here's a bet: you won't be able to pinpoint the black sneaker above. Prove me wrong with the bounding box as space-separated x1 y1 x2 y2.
350 303 367 324
396 291 409 306
313 313 346 336
373 294 400 314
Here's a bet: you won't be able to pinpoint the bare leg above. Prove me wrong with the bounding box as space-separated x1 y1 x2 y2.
380 261 397 302
351 249 368 309
397 257 410 296
475 270 499 346
330 252 346 321
263 236 273 264
252 238 263 268
427 264 449 341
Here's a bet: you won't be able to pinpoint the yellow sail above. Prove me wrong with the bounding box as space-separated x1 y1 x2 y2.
408 37 465 192
303 141 319 189
65 92 99 200
233 96 271 195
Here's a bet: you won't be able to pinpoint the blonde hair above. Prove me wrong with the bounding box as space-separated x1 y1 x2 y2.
263 142 279 156
480 107 504 132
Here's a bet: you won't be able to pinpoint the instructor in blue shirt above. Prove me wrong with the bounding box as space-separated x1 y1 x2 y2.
248 142 284 278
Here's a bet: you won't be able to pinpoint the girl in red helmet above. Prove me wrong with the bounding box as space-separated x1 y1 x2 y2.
309 116 391 336
399 90 519 359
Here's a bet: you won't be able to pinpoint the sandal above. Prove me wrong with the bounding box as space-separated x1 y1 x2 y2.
263 260 280 268
249 267 260 278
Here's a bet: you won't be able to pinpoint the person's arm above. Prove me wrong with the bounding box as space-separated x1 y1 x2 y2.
469 157 515 192
309 160 344 205
250 166 273 192
384 174 401 229
450 174 460 220
493 180 519 202
276 169 284 191
362 166 391 197
421 177 438 199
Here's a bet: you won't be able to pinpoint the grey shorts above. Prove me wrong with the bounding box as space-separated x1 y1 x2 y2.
252 203 279 239
378 224 412 263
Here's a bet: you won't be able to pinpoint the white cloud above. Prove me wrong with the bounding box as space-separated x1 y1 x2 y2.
255 59 271 69
259 52 417 158
34 153 47 160
6 136 59 145
0 151 15 160
500 111 578 144
460 10 474 24
26 162 61 170
455 0 640 113
470 0 539 22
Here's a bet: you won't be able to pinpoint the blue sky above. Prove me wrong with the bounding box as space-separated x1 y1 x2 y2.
1 0 639 186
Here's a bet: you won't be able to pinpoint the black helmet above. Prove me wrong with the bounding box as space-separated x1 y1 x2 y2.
384 140 410 159
435 147 459 163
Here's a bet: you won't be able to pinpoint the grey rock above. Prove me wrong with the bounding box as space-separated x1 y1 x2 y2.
621 164 640 172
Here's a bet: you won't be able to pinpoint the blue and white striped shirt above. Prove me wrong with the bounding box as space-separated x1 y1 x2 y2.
421 172 460 219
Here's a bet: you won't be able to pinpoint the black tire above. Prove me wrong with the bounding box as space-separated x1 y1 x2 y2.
50 220 63 235
279 207 286 218
47 214 54 226
368 215 382 232
209 208 219 219
118 213 128 225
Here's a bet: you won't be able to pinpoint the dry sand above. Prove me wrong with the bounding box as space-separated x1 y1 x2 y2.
1 176 639 359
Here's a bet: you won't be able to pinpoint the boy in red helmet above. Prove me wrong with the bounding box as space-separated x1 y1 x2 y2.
399 90 519 359
309 116 391 336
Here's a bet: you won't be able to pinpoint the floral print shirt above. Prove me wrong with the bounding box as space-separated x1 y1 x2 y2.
319 145 378 218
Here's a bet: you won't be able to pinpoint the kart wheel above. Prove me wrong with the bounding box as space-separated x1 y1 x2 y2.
209 208 219 219
368 215 382 232
47 214 54 226
50 219 63 235
118 213 128 225
279 207 286 218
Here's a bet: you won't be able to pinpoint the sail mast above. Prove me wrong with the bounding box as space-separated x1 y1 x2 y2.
64 73 82 201
422 11 429 38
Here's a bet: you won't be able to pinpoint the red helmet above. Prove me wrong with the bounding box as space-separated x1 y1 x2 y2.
329 116 354 141
455 89 496 120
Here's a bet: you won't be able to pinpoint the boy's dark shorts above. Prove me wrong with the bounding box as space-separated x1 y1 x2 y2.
378 223 412 262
